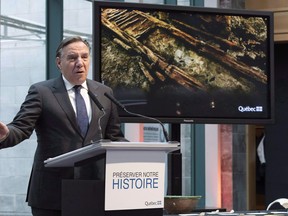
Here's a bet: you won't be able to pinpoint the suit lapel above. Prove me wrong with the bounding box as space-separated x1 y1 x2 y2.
85 80 102 142
51 77 80 136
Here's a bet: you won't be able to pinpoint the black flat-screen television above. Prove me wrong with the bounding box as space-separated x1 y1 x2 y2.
92 1 274 124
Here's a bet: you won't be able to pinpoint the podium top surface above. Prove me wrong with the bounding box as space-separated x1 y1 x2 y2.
44 141 180 168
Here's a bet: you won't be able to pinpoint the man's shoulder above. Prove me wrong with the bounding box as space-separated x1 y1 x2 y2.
29 77 63 93
32 77 61 86
87 79 111 91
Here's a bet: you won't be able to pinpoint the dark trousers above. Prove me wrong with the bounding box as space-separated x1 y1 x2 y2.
31 207 61 216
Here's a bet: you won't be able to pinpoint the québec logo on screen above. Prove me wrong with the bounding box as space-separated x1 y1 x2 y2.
238 106 263 112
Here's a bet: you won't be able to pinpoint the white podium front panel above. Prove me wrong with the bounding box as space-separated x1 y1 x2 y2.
105 150 166 211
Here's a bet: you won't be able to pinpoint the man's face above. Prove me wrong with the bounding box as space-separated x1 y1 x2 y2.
56 41 90 85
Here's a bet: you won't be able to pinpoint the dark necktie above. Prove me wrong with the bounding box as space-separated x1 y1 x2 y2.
74 85 89 137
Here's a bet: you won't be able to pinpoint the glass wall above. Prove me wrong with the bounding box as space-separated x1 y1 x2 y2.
0 1 45 215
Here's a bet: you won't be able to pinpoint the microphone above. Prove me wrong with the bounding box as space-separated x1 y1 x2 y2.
86 89 106 140
104 92 171 143
87 90 104 111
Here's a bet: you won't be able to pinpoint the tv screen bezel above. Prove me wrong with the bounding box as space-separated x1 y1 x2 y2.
92 1 275 124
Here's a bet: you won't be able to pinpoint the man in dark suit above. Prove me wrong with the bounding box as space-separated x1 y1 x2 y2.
0 36 127 216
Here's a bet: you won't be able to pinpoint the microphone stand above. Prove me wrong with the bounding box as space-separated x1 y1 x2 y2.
104 92 173 143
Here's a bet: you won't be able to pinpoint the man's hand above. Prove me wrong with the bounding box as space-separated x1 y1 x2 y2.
0 121 9 141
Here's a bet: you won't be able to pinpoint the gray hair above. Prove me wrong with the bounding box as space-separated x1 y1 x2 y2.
55 36 91 58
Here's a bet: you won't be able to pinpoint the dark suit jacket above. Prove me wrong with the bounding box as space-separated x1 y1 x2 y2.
0 76 127 210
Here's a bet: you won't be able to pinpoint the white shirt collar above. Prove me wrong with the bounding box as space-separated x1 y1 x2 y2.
62 75 88 91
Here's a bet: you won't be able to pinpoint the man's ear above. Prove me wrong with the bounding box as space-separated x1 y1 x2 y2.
55 57 61 70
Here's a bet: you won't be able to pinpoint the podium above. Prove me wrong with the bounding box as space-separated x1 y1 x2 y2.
44 141 180 216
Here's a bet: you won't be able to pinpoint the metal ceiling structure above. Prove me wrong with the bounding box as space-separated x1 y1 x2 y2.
0 14 92 42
